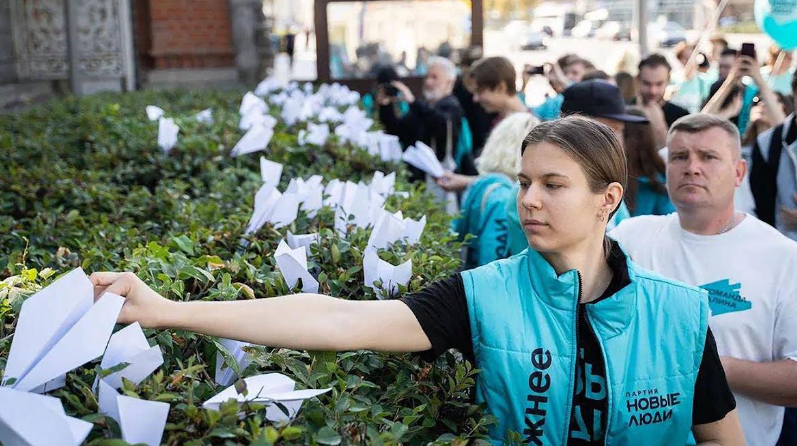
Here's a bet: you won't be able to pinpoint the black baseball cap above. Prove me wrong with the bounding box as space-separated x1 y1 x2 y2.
561 80 649 123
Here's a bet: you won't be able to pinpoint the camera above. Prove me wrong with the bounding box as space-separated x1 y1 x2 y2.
525 65 546 76
379 83 399 97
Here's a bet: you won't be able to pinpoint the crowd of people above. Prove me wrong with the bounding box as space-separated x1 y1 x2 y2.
365 37 797 446
92 37 797 446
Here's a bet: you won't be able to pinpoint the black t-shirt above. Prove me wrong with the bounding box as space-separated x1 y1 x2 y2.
662 101 691 127
628 98 690 128
400 243 736 443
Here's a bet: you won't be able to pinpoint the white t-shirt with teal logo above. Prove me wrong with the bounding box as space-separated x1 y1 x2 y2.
610 213 797 446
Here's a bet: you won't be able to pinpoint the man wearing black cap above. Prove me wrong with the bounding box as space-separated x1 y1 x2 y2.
560 79 649 137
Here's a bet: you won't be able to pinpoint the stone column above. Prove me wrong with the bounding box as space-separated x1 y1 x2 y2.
229 0 268 86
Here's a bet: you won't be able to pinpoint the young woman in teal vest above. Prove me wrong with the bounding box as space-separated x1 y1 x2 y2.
93 117 744 445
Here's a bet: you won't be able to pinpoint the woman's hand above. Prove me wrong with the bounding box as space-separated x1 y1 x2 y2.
717 93 744 120
90 272 175 328
436 171 476 192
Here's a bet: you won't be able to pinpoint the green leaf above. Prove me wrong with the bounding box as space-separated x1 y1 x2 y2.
172 235 195 255
315 427 342 445
282 426 303 440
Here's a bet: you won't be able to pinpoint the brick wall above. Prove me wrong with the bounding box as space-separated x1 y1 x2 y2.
137 0 235 70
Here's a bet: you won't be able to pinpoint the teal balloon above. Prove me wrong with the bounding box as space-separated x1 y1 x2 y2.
755 0 797 50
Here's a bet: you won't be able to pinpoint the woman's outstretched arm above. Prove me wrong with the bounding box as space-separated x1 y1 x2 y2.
90 272 432 353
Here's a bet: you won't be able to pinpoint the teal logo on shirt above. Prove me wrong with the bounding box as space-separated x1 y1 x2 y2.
700 279 752 316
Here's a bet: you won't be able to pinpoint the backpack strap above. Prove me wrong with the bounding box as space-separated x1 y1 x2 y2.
750 123 786 226
480 183 504 214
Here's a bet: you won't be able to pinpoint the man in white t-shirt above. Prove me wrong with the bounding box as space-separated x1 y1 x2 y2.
611 113 797 446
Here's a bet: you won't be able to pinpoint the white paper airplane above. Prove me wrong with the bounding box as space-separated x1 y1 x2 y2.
202 373 331 422
275 240 319 293
98 379 169 446
239 91 268 117
286 231 319 257
158 117 179 153
2 268 125 392
231 124 274 157
244 185 299 234
194 108 214 125
214 338 253 387
402 141 445 178
145 105 164 121
260 157 283 191
97 322 163 390
0 387 93 446
363 249 413 298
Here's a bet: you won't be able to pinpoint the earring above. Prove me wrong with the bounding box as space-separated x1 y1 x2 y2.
598 211 607 222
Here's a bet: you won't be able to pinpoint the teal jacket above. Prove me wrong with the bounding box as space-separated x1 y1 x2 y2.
454 174 514 269
632 175 676 217
505 183 631 255
461 247 709 445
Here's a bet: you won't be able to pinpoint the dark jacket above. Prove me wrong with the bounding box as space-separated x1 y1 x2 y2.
379 94 471 180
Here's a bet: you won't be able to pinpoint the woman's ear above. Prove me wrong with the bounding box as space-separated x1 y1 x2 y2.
603 182 625 215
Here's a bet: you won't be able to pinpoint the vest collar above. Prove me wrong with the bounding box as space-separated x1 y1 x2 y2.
523 242 637 337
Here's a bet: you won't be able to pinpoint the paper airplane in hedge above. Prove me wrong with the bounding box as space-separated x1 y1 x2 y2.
286 176 324 218
367 210 426 251
275 240 319 293
145 105 164 121
214 338 253 387
96 321 164 390
298 122 330 146
2 268 125 393
363 248 413 299
97 379 169 446
231 124 274 157
203 373 331 422
260 157 283 191
402 141 445 178
244 184 299 234
157 117 179 153
370 171 397 197
194 108 214 125
0 387 93 446
239 91 268 117
286 231 319 257
332 181 387 235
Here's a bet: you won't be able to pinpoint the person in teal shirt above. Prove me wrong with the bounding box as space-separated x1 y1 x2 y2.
93 116 743 445
437 113 538 268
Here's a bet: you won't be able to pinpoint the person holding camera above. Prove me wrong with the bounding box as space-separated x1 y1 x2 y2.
376 56 474 179
703 46 785 137
531 55 592 121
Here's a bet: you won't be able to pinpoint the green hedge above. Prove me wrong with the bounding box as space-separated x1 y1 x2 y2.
0 89 497 445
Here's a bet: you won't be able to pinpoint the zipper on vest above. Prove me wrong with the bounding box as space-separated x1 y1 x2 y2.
562 271 583 445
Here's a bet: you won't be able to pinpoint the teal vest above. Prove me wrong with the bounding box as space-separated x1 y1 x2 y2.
454 174 514 269
461 248 708 445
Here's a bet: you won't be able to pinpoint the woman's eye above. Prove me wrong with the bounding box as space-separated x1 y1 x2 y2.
519 182 529 189
546 183 562 190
